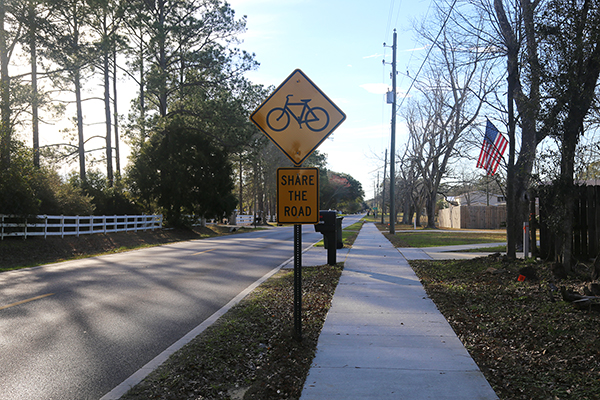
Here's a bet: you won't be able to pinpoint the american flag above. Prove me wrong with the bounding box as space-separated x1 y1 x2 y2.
476 119 508 176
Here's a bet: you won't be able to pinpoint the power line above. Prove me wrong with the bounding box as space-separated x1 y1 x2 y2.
381 46 388 152
399 0 434 90
395 0 459 113
385 0 396 42
393 0 404 30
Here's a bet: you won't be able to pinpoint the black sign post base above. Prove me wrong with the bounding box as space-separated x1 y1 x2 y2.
293 224 302 341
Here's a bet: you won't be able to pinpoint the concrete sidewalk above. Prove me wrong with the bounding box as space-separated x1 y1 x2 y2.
300 222 498 399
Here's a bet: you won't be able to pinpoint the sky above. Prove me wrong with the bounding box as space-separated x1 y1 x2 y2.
227 0 434 200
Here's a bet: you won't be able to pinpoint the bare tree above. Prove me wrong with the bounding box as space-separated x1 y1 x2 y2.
396 145 426 226
537 0 600 267
407 6 499 228
486 0 543 258
484 0 600 267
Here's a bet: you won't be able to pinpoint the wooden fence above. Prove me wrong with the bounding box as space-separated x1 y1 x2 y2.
438 205 507 229
0 214 163 240
538 185 600 260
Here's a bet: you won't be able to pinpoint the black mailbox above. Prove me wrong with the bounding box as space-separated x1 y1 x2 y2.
314 210 343 265
335 215 344 249
315 210 336 233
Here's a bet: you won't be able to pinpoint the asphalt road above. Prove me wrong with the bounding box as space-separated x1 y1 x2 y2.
0 215 363 400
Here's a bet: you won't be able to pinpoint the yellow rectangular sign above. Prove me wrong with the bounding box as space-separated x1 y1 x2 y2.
277 168 319 224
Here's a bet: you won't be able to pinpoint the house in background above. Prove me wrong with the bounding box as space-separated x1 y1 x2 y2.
446 191 506 207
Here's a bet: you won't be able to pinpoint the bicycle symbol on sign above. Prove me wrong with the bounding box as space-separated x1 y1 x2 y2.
266 94 330 132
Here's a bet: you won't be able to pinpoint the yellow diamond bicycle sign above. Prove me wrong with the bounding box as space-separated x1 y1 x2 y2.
250 69 346 166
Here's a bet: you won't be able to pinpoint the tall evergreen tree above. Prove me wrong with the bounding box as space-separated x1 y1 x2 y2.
88 0 126 186
15 0 61 168
0 0 24 169
129 0 251 119
128 118 237 225
43 0 93 181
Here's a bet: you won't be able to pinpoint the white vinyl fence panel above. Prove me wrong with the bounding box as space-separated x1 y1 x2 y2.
0 214 163 240
236 214 254 225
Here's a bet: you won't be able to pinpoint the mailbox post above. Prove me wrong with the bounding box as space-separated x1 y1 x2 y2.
314 210 343 265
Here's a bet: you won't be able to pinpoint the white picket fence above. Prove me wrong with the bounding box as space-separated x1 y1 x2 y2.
0 214 163 240
236 214 254 225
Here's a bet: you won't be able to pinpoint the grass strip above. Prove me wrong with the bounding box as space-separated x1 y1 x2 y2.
382 228 506 248
460 245 507 253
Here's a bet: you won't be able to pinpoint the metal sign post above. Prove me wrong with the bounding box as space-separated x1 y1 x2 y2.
293 223 302 340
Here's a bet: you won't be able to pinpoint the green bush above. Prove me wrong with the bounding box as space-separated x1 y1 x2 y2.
0 142 94 216
37 170 95 215
69 170 142 215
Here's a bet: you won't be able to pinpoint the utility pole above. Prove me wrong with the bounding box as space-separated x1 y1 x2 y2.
381 149 387 225
375 173 378 217
389 29 397 234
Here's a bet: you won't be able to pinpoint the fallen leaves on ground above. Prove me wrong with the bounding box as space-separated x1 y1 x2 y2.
410 256 600 400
